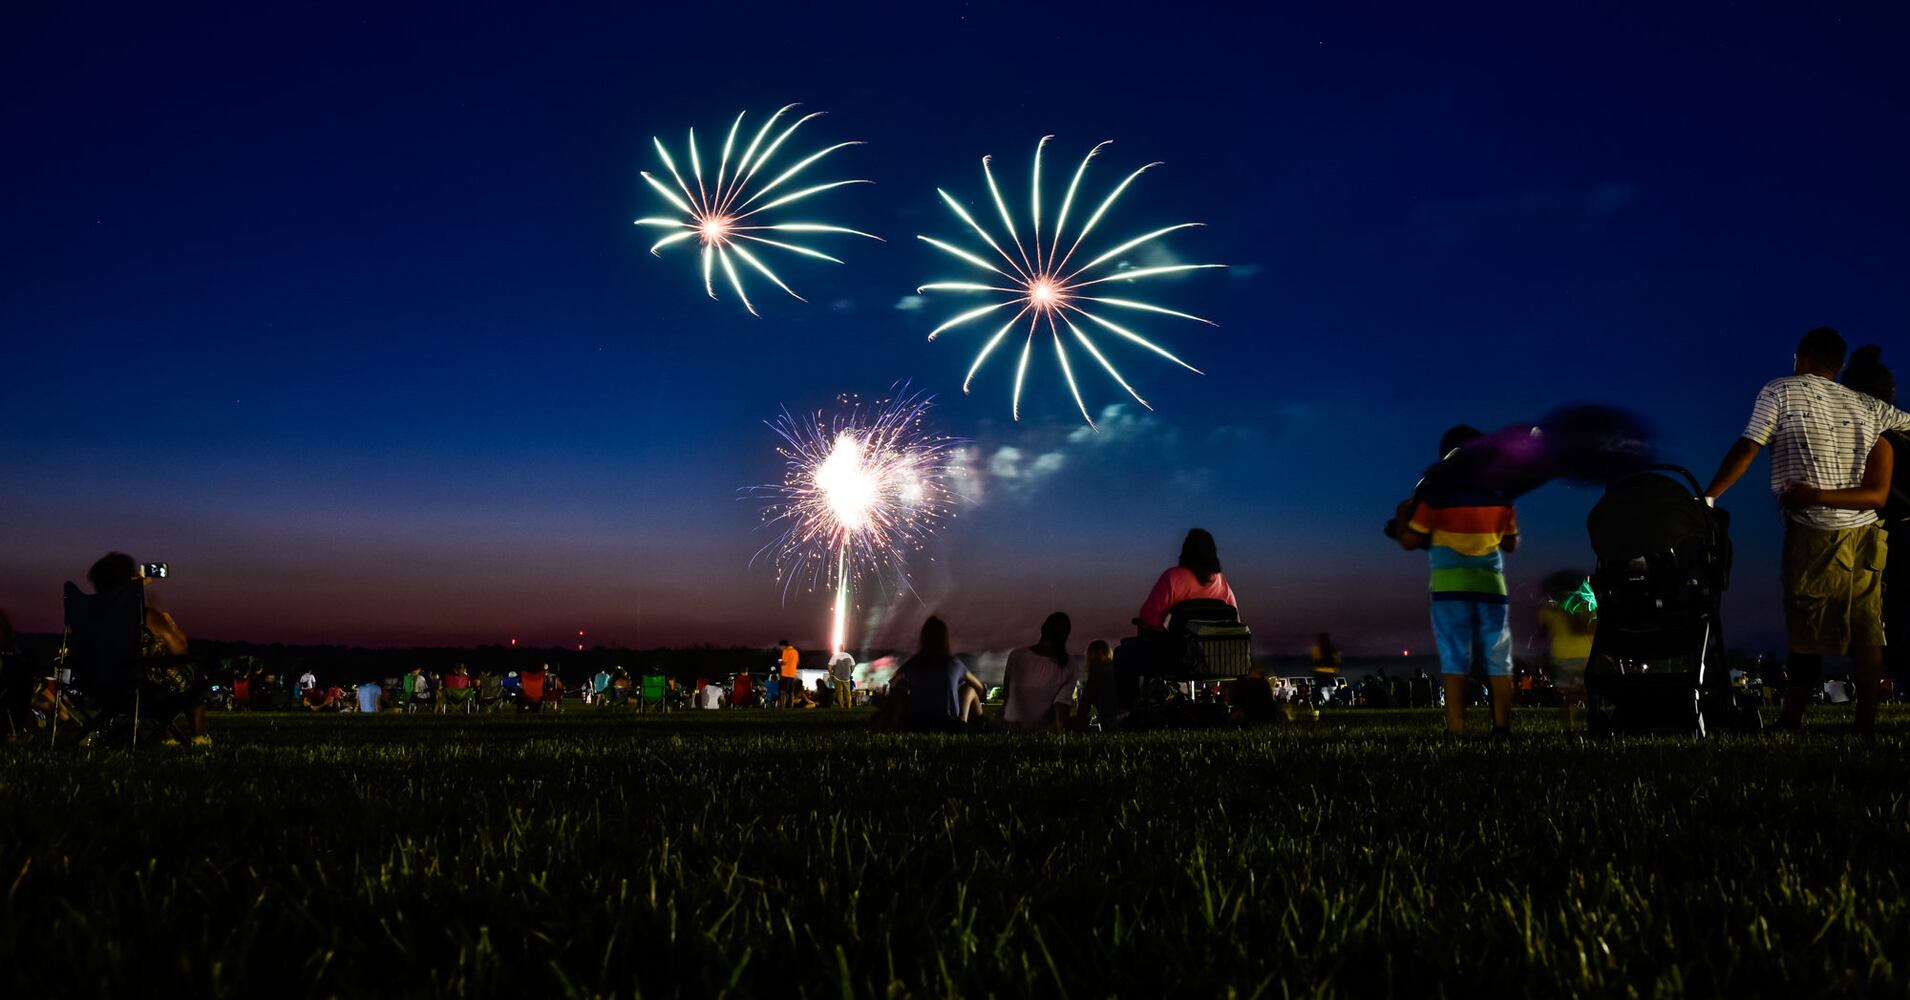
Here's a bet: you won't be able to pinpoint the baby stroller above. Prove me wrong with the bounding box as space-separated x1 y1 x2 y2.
1583 465 1758 735
1113 599 1253 728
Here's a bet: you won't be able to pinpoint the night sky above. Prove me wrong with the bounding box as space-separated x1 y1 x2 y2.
4 3 1907 655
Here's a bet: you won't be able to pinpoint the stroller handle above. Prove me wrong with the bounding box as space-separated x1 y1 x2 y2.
1636 464 1704 497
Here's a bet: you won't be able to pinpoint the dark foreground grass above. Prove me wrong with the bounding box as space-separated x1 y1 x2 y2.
2 708 1907 998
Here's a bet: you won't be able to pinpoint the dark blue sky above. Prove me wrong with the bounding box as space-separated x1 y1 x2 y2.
4 2 1906 654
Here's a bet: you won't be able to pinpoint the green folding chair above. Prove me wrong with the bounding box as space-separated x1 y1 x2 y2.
639 674 668 713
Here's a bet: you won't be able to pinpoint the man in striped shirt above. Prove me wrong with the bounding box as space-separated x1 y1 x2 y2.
1706 327 1910 733
1395 425 1520 736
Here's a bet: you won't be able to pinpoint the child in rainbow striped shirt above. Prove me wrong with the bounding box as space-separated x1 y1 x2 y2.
1393 426 1520 736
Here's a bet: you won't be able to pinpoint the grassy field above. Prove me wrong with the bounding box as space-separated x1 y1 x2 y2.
2 707 1906 998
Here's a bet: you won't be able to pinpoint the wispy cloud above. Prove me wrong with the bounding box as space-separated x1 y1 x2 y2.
951 404 1169 506
893 294 926 312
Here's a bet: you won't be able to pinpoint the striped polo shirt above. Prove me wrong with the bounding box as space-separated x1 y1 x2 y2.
1742 375 1910 530
1407 491 1517 602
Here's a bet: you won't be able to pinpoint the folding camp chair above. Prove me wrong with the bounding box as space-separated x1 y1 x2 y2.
60 582 205 748
638 673 669 713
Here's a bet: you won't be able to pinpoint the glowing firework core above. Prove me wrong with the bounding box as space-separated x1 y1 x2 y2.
751 390 960 655
815 433 878 532
697 214 734 247
916 136 1225 424
1028 275 1066 311
635 105 881 315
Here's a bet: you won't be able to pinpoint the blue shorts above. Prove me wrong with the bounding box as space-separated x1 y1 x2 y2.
1431 599 1512 677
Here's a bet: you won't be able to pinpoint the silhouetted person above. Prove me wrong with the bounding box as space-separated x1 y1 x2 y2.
884 616 984 732
1001 612 1077 732
1838 347 1910 703
1137 529 1239 630
88 553 206 745
1393 428 1520 736
1706 328 1909 734
1228 660 1277 726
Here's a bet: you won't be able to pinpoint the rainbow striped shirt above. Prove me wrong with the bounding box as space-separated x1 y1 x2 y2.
1408 491 1518 602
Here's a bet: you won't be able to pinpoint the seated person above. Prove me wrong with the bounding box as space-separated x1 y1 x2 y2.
302 684 335 711
87 552 206 744
519 665 549 711
883 616 986 732
355 680 383 713
1001 613 1078 732
1227 661 1278 726
1071 640 1117 731
442 665 475 710
732 671 755 708
1137 529 1240 630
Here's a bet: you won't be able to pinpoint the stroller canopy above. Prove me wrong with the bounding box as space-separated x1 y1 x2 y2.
1586 470 1721 567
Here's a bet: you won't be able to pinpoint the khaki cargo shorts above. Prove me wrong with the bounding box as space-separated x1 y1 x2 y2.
1782 521 1887 655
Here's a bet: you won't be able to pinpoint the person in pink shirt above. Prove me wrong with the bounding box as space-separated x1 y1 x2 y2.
1137 529 1239 630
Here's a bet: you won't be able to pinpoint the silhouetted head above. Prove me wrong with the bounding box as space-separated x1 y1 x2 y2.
918 616 952 659
1439 425 1483 459
1843 344 1896 405
1178 529 1222 585
1036 612 1071 666
86 552 140 594
0 608 14 653
1795 326 1847 376
1085 639 1112 669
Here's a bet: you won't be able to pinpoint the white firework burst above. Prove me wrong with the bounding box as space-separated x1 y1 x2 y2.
916 136 1225 425
635 105 880 314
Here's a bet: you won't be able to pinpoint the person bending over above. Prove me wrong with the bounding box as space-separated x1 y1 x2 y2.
1705 328 1910 734
1138 529 1239 630
1001 612 1078 732
1392 428 1520 737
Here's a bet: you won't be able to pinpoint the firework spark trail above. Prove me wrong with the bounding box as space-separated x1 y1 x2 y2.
748 389 962 648
916 137 1225 425
635 105 881 314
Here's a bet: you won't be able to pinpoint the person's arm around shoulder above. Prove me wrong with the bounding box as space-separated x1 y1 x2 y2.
1785 436 1894 511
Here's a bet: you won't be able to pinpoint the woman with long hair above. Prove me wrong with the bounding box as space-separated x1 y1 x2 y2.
1070 639 1118 731
1786 345 1908 713
1137 529 1240 629
1001 612 1077 732
886 616 985 732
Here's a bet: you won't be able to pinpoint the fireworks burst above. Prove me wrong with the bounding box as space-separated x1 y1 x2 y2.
916 136 1225 425
635 105 881 314
749 389 961 648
